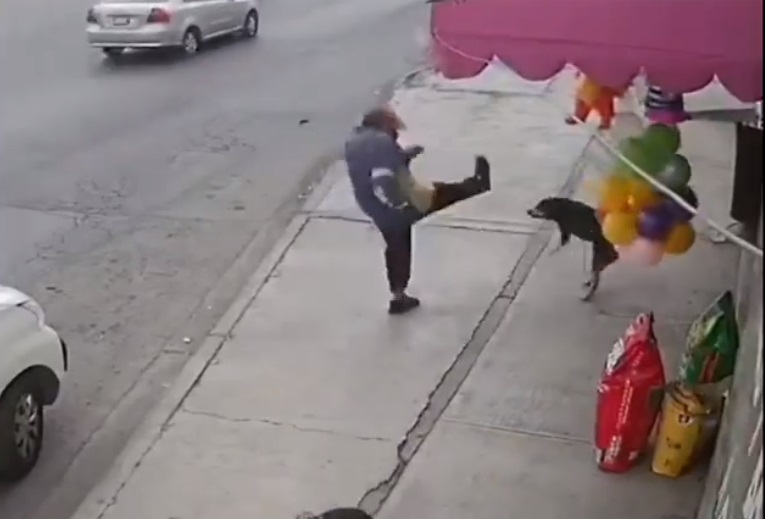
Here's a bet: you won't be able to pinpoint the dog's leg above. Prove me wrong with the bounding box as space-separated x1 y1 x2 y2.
581 240 617 301
549 228 571 256
581 271 600 301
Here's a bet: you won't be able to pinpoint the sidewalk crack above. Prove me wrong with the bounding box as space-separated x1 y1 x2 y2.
180 407 391 443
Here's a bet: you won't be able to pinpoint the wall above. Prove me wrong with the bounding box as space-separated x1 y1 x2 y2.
696 209 763 519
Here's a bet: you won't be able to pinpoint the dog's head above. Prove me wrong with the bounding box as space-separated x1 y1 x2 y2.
527 197 563 220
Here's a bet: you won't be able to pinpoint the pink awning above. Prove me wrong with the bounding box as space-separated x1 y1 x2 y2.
431 0 763 102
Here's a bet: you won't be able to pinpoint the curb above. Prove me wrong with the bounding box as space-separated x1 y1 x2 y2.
70 214 311 519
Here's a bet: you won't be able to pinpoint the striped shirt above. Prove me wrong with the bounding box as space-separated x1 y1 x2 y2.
645 85 685 111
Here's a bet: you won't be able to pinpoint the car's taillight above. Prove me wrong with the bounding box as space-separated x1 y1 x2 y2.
86 8 97 23
146 8 171 23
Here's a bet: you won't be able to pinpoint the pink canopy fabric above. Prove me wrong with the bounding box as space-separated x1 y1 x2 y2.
431 0 763 102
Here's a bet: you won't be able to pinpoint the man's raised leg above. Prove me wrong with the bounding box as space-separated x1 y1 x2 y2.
428 155 491 214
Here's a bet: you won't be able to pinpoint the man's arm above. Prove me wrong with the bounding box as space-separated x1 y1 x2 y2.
370 135 412 209
402 145 424 166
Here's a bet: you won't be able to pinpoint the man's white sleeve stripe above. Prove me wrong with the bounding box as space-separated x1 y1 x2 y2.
371 167 395 180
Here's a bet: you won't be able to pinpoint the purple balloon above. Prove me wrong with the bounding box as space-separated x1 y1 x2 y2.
638 205 676 240
661 186 698 223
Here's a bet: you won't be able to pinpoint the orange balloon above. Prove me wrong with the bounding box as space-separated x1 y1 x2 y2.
602 211 639 246
627 178 662 212
664 223 696 254
598 176 631 213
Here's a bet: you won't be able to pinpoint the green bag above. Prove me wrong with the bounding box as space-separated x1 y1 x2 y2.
678 291 740 386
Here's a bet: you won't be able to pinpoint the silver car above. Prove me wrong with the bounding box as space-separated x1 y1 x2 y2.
86 0 260 58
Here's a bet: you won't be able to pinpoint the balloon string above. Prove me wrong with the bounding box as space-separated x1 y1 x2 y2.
430 30 763 258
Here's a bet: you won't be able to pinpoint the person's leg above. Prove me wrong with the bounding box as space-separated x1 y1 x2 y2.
566 99 592 124
380 226 420 314
428 155 491 214
595 95 616 130
731 122 762 234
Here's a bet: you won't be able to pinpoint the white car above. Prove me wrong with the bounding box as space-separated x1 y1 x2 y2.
0 286 67 482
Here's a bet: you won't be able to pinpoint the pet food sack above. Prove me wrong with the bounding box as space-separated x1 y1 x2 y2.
678 291 740 386
595 312 666 473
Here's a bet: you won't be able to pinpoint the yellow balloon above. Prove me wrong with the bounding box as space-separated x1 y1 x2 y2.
627 178 662 212
664 223 696 254
598 175 631 213
602 211 639 246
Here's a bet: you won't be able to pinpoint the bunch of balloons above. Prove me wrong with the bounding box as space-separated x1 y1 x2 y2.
595 123 698 266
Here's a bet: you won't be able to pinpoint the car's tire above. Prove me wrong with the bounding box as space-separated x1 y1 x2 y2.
0 373 44 482
242 10 259 39
102 47 124 59
181 27 202 56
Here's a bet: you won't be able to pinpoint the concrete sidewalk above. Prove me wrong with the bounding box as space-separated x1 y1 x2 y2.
72 66 740 519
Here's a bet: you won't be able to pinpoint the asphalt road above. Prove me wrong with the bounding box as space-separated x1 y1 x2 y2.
0 1 428 518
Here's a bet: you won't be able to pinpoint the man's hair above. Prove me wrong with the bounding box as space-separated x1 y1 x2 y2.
360 106 405 131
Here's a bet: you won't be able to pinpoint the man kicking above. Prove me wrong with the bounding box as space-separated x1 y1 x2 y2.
344 106 491 315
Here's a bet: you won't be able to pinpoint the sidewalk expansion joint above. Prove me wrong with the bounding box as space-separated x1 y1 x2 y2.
357 137 593 515
441 418 591 446
304 212 537 236
179 407 392 443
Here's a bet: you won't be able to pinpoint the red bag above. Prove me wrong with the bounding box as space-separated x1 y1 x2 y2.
595 312 666 473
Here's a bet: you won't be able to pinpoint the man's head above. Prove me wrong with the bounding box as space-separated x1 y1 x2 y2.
360 105 406 139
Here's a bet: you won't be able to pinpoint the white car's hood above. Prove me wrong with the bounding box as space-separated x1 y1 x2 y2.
0 285 31 309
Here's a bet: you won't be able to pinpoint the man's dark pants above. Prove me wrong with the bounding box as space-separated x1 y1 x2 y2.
378 179 482 294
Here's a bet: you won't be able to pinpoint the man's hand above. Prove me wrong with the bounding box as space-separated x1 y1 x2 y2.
403 145 424 165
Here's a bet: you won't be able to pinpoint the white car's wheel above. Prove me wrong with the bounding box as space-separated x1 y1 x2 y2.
0 374 44 482
181 27 201 56
243 10 259 39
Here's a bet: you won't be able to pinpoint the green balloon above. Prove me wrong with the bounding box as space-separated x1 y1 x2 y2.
616 137 664 177
655 154 692 192
642 124 681 162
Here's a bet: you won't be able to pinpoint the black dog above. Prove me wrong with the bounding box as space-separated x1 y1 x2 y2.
527 197 619 301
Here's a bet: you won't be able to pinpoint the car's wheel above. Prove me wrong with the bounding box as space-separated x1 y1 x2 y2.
242 10 259 39
0 374 44 482
102 47 124 59
181 27 201 56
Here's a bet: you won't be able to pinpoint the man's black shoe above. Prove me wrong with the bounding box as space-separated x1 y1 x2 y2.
388 294 421 315
474 155 491 192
